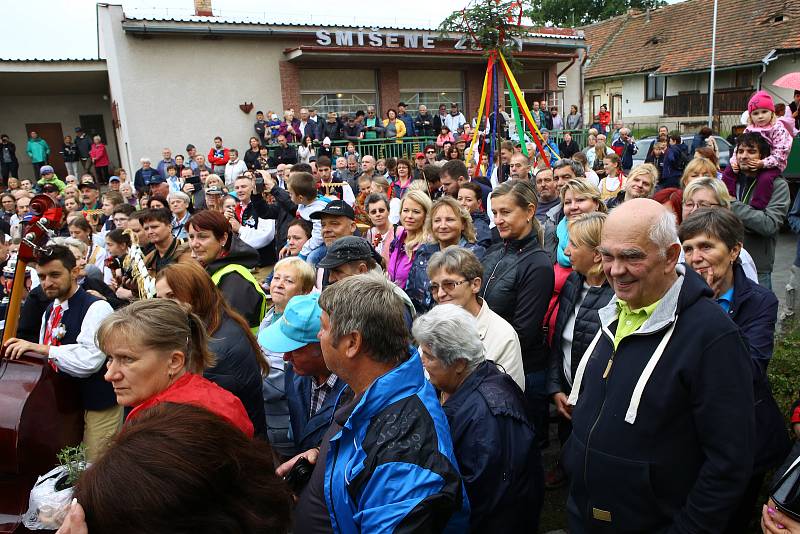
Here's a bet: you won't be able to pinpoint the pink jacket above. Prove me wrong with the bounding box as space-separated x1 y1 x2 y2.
89 143 109 167
387 226 414 289
731 120 793 172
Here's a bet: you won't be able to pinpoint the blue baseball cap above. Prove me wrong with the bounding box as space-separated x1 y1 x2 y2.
258 293 321 353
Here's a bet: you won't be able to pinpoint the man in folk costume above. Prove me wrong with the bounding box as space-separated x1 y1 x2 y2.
4 245 119 461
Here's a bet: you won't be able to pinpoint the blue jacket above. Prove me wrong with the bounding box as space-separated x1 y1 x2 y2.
285 365 348 455
323 353 470 534
406 239 485 313
661 142 688 188
564 267 755 533
470 210 493 248
726 262 790 473
443 361 543 532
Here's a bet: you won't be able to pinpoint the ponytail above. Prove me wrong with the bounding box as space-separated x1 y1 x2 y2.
185 310 215 374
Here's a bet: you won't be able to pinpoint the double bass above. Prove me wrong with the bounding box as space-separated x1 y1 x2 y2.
0 195 83 533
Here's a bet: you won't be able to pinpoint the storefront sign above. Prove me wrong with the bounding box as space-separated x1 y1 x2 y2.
315 30 522 51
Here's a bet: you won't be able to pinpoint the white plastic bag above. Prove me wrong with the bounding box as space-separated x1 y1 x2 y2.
23 463 84 530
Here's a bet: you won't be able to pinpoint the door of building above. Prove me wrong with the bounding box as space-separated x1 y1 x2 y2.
24 122 66 178
611 94 623 122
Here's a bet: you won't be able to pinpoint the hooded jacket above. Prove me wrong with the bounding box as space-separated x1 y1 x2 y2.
206 236 264 329
26 138 50 163
443 361 543 533
322 353 469 534
481 232 554 373
563 267 755 533
730 175 790 275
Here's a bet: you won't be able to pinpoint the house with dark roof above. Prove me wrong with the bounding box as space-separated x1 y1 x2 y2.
581 0 800 132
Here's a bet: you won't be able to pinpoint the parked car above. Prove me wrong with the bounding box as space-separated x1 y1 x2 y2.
631 135 731 169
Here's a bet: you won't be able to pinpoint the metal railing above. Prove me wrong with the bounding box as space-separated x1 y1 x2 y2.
265 130 591 161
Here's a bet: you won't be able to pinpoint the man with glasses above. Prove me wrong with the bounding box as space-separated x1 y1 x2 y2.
111 204 135 230
427 246 524 390
362 106 384 140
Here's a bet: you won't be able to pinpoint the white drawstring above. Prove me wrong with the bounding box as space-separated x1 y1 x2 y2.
624 321 677 424
567 329 603 407
566 319 678 426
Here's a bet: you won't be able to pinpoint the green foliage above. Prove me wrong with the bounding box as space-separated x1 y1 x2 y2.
438 0 534 59
527 0 666 27
770 324 800 423
56 444 87 486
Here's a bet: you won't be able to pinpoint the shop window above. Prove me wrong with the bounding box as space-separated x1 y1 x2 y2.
299 69 377 115
398 70 463 111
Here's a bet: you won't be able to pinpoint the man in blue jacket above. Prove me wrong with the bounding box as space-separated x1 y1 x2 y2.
563 199 755 533
279 273 469 534
260 293 348 457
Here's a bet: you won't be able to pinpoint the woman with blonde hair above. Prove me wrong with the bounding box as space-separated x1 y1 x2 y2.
546 212 614 487
388 189 432 289
406 196 485 312
256 256 316 458
545 179 606 267
681 157 720 187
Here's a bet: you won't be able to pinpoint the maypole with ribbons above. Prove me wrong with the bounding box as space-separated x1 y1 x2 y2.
442 0 558 178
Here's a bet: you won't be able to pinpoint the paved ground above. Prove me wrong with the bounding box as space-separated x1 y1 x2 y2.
538 230 798 533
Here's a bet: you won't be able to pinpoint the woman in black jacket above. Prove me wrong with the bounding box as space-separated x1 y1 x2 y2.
156 261 269 438
546 212 614 487
480 179 554 445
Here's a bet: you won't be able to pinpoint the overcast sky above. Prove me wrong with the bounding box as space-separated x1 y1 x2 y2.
1 0 472 60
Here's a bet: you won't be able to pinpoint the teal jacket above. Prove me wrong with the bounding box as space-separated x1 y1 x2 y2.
26 138 50 163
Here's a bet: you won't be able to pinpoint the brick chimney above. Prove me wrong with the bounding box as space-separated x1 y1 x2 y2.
194 0 212 17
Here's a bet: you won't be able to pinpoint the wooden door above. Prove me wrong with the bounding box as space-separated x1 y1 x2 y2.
24 122 66 178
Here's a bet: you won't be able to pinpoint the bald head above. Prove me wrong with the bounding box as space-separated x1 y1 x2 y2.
599 199 680 309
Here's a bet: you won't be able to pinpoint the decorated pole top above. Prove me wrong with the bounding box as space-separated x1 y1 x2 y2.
438 0 529 59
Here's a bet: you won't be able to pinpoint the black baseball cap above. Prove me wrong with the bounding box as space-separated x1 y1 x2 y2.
318 236 381 269
309 200 355 220
78 177 98 189
149 175 167 185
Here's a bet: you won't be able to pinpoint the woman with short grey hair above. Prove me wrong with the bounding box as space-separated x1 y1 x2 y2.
412 303 544 532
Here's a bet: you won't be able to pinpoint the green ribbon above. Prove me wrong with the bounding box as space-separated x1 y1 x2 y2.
506 77 528 156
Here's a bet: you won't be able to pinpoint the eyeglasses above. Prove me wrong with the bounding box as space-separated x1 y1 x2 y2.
683 201 719 210
429 279 470 293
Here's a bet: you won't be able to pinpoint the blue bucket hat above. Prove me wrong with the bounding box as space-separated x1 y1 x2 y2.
258 293 321 353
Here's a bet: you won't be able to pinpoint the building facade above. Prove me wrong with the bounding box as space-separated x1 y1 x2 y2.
581 0 800 134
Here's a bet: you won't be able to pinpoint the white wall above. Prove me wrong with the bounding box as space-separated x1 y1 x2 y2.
665 72 707 96
623 75 664 118
557 50 584 116
100 4 289 171
762 52 800 105
0 94 119 179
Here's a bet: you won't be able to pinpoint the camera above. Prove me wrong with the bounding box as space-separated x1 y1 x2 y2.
284 456 313 493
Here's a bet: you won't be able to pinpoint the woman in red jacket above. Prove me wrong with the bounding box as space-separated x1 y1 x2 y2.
97 298 254 437
598 104 611 135
89 135 110 184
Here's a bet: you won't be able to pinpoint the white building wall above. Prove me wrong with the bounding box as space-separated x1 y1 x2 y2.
622 75 664 119
557 50 584 117
0 94 119 180
100 4 288 170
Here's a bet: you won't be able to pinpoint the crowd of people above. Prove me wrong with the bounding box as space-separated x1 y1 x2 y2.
1 89 799 534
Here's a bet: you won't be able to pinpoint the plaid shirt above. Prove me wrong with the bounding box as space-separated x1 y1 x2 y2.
310 373 339 417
